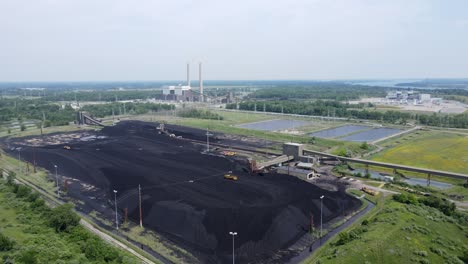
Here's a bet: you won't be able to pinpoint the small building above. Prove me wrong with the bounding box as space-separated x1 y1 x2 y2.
419 93 431 102
276 166 320 181
296 162 314 170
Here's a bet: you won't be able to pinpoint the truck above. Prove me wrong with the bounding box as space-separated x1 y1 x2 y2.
224 171 238 181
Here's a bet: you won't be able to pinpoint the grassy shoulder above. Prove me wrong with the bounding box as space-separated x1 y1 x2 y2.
304 195 468 264
0 179 140 264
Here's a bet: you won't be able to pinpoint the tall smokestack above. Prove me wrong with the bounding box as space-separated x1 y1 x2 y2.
199 62 203 99
187 62 190 87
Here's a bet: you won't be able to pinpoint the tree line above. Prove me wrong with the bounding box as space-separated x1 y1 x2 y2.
0 98 174 128
249 83 387 101
226 100 468 128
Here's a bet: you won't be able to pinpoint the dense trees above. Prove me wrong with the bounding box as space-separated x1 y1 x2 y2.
249 83 387 101
1 180 138 263
227 100 468 128
0 98 75 126
81 102 174 118
392 194 456 216
49 203 81 232
0 98 174 127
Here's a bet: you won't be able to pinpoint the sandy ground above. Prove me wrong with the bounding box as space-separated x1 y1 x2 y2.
349 97 467 114
4 121 361 264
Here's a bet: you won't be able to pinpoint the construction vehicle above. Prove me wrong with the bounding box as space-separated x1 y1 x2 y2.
361 187 377 196
63 146 71 150
222 151 236 156
224 171 238 181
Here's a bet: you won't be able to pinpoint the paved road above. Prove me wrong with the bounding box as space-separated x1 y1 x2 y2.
287 201 376 264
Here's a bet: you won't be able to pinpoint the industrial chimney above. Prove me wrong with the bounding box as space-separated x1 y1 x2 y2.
186 63 190 87
199 62 203 101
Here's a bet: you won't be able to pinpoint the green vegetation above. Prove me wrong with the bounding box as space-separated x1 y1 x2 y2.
0 179 139 263
307 197 468 264
177 108 224 120
249 83 386 100
44 90 162 102
372 131 468 174
0 98 76 126
0 97 174 130
227 100 468 128
81 102 174 118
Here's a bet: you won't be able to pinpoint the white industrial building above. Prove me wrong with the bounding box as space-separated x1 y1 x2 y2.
161 62 204 102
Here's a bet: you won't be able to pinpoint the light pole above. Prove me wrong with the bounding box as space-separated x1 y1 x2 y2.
206 130 213 152
54 165 59 196
229 232 237 264
17 148 21 175
113 190 119 230
320 195 324 243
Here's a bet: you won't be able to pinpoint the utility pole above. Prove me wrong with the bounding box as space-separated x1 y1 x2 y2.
139 184 143 228
320 195 324 244
33 148 36 173
17 148 21 176
41 111 45 135
114 190 119 230
54 165 59 196
229 232 237 264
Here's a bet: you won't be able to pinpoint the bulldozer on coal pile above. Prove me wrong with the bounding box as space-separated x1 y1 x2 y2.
224 171 238 181
221 151 237 156
63 146 71 150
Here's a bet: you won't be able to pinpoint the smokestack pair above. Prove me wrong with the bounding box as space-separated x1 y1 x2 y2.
186 62 204 97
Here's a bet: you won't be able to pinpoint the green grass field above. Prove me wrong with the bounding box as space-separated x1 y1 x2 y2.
372 131 468 174
306 198 468 264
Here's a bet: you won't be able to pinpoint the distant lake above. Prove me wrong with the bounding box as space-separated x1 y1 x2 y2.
348 79 422 88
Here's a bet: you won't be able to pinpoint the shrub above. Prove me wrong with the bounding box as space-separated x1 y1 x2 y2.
413 250 428 257
420 196 456 216
360 142 369 150
16 185 32 198
393 193 418 205
6 172 15 185
17 249 38 264
336 227 367 245
0 232 15 251
49 203 80 232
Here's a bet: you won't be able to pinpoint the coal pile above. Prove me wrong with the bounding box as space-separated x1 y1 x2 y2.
10 121 361 263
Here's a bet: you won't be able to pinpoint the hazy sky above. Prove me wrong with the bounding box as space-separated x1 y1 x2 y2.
1 0 467 81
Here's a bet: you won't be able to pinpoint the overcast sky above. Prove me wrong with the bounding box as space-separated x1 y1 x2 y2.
1 0 467 81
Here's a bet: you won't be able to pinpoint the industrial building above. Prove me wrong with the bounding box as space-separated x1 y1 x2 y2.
162 62 204 102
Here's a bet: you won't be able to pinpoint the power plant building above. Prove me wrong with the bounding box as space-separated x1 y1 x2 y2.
161 62 203 102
